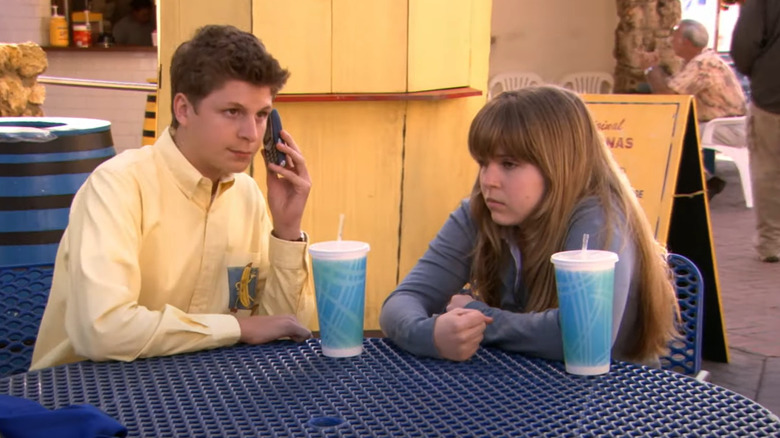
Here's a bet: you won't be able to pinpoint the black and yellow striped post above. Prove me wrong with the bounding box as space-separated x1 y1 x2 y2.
142 79 158 146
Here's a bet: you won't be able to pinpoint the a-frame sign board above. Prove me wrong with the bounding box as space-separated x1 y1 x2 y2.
584 94 729 362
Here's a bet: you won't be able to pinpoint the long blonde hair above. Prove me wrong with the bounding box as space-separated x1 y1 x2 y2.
468 86 678 361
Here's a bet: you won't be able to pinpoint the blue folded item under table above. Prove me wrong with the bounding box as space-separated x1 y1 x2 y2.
0 395 127 438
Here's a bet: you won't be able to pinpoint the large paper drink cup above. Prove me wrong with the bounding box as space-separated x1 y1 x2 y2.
551 250 619 375
309 241 370 357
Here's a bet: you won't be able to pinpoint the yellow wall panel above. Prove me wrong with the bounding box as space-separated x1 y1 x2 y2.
178 1 252 34
407 0 471 92
398 98 480 281
252 0 332 94
469 0 492 90
252 102 406 330
156 0 179 132
157 0 252 132
332 0 407 93
398 0 491 282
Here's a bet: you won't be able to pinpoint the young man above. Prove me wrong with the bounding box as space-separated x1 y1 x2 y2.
30 25 314 370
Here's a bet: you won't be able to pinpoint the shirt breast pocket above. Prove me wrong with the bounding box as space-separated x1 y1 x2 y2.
226 251 262 313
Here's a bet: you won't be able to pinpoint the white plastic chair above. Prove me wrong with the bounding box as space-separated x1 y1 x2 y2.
557 72 614 94
487 72 544 99
700 116 752 208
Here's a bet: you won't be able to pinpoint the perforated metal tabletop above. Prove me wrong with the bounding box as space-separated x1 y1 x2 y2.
1 338 778 437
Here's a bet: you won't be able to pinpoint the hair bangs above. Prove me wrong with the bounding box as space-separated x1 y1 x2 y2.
468 96 536 165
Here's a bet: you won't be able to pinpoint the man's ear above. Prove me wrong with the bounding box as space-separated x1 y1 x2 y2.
172 93 192 127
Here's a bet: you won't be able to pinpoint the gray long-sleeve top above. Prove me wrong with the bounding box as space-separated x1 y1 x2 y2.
730 0 780 114
379 197 642 363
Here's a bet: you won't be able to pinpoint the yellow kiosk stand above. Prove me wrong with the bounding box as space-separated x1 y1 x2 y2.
584 94 729 362
157 0 491 330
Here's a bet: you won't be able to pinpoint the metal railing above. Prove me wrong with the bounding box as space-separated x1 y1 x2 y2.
37 75 156 92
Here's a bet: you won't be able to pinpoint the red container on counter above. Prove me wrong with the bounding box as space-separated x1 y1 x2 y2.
73 24 91 48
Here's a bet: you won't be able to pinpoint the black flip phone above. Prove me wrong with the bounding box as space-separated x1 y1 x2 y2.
262 109 287 167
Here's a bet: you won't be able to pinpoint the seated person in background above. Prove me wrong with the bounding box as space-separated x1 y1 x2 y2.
643 19 747 197
31 25 315 370
112 0 156 46
380 86 679 365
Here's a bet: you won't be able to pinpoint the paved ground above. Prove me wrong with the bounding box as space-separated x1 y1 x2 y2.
702 156 780 416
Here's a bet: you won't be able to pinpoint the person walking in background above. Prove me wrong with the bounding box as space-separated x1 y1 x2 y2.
731 0 780 263
643 19 747 199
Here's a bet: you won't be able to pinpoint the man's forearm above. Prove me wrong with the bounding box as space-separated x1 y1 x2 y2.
646 67 675 94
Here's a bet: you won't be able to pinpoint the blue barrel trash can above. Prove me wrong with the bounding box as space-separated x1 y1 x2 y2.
0 117 115 375
0 117 115 268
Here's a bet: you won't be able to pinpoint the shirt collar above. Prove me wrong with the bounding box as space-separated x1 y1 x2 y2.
688 48 713 64
155 127 235 200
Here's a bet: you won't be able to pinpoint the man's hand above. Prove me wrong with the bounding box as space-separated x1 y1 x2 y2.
266 130 311 241
433 308 493 361
235 314 312 344
645 66 675 94
638 51 660 70
446 293 475 312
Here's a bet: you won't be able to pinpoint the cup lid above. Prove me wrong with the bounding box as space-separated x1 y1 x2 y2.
550 249 618 269
309 240 370 260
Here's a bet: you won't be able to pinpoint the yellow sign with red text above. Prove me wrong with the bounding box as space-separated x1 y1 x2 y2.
585 94 729 362
584 94 694 245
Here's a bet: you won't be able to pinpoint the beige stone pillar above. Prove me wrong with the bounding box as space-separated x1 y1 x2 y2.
0 43 47 117
613 0 681 93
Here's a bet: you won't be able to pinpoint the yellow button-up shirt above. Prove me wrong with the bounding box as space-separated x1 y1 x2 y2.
31 128 314 370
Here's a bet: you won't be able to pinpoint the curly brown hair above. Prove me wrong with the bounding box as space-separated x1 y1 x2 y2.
169 25 290 128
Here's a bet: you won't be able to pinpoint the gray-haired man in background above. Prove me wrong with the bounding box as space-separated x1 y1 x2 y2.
643 19 747 199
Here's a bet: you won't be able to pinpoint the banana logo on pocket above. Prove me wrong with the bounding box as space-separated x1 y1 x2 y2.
228 262 259 312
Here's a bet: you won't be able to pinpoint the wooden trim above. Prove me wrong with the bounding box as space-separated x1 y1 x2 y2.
275 87 482 103
42 46 157 53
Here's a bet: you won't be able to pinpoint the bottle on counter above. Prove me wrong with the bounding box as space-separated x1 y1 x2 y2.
49 5 68 47
73 10 92 48
73 24 91 48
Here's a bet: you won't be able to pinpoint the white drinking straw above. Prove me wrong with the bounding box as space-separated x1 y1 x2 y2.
581 233 590 255
337 213 345 241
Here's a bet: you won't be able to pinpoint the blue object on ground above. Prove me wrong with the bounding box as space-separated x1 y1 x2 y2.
0 395 127 438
